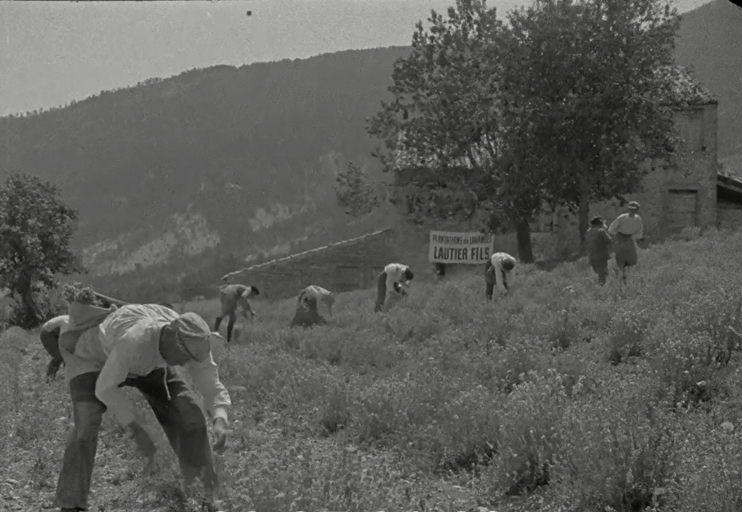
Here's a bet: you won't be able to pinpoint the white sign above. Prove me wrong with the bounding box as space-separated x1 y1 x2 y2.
428 231 493 264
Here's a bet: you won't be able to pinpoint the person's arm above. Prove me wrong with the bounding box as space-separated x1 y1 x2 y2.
385 270 397 295
186 353 232 425
494 262 506 294
239 296 254 318
636 217 644 240
95 345 138 427
607 216 621 235
602 230 614 253
326 293 335 316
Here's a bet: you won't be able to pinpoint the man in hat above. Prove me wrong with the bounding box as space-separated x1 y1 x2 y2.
214 283 260 342
608 201 645 283
375 263 414 313
485 252 517 300
55 304 231 512
585 215 613 285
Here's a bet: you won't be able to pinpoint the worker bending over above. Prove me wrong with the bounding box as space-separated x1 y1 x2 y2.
214 283 259 342
375 263 414 313
485 252 516 300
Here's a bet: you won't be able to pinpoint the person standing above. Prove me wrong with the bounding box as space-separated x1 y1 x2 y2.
585 215 613 285
374 263 414 313
485 252 516 300
214 283 259 342
608 201 645 283
55 303 231 512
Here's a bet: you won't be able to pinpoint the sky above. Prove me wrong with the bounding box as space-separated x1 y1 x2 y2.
0 0 716 117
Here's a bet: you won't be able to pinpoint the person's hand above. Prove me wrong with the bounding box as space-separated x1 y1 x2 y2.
213 417 228 452
128 421 156 464
46 357 63 380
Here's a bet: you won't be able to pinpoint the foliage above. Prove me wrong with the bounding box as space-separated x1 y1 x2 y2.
6 230 742 511
62 282 101 305
334 161 380 217
501 0 685 251
367 0 518 239
0 171 84 327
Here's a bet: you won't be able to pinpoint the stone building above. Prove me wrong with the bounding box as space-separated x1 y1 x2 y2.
540 99 720 255
220 228 404 300
529 64 742 257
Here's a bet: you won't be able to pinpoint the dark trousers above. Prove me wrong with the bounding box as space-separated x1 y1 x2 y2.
214 311 237 342
374 271 388 312
55 368 216 510
590 257 609 285
484 266 508 300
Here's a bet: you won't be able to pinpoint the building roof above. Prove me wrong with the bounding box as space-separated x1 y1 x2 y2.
656 64 718 107
220 227 394 281
718 170 742 193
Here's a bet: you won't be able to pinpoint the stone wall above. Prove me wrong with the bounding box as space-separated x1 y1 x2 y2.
232 228 404 300
718 199 742 231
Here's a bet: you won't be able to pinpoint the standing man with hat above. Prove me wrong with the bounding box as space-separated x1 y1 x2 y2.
608 201 645 283
585 215 613 285
55 303 231 512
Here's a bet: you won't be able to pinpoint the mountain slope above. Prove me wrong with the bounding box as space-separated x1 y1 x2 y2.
0 47 409 289
675 0 742 157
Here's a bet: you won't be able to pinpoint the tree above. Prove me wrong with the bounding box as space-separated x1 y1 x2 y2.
334 161 380 217
367 0 546 262
0 171 84 326
502 0 682 253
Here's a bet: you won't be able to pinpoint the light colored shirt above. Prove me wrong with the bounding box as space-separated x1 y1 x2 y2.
300 285 335 314
42 315 69 333
608 213 644 239
67 304 230 428
384 263 411 293
489 252 517 294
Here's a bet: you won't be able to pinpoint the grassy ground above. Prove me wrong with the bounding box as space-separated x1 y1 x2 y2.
3 230 742 511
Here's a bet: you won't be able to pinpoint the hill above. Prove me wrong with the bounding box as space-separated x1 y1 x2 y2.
675 0 742 157
1 1 741 300
0 47 410 298
3 231 742 511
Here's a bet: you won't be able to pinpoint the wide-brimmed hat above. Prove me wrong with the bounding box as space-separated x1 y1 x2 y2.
627 201 640 210
170 312 215 362
590 215 604 226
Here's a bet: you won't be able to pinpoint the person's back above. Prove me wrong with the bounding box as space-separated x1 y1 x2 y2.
586 226 612 261
586 216 613 285
300 285 335 316
290 295 327 328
